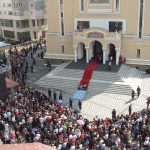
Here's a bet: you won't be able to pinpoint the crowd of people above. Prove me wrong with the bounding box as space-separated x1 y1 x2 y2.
0 41 150 150
0 84 150 150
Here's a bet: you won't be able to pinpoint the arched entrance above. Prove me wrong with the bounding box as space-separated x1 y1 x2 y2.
106 43 116 61
89 40 103 62
77 42 86 59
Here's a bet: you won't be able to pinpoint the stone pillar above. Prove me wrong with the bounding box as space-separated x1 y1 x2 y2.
13 20 18 41
116 50 120 65
103 49 106 64
74 49 77 62
86 49 89 63
29 19 34 40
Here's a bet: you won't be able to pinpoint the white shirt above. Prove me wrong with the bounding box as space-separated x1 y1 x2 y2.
39 117 44 124
12 116 16 122
72 134 77 140
104 134 109 140
36 133 41 139
22 119 25 124
59 128 63 133
3 112 8 119
70 145 75 150
7 112 11 121
5 123 9 132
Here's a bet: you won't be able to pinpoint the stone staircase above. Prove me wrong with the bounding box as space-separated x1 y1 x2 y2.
91 71 123 82
35 64 135 102
118 64 131 79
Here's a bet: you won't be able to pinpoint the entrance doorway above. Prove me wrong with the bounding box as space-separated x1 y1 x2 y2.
77 42 86 59
42 31 45 38
89 40 103 62
109 43 116 61
93 41 103 59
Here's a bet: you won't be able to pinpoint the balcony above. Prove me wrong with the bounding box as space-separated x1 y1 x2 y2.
74 27 121 39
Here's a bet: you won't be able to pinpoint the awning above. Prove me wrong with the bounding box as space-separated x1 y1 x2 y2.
0 143 55 150
5 78 19 89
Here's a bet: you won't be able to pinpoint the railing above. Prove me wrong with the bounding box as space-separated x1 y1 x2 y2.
74 28 122 38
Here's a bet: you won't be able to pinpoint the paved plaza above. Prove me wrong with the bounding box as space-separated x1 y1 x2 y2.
15 45 150 121
34 58 150 121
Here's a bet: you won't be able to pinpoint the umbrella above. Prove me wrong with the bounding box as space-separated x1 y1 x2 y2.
77 120 85 126
55 99 62 104
61 114 67 120
69 116 76 121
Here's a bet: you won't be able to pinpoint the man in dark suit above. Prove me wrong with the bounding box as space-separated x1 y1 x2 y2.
78 100 82 110
132 90 135 100
53 91 57 101
59 92 63 100
48 89 52 98
137 86 141 97
129 104 132 115
112 109 116 119
69 98 73 109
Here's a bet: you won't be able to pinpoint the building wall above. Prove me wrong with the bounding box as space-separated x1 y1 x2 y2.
46 0 150 65
0 0 47 41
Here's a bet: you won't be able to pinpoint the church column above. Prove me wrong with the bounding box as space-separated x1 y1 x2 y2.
103 48 106 64
116 50 120 65
86 49 89 63
74 48 77 62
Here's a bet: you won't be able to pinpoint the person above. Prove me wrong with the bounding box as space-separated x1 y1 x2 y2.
49 63 51 70
137 86 141 98
110 55 113 61
25 61 28 72
83 84 88 91
112 109 116 119
30 65 33 73
147 97 150 109
41 52 43 59
31 52 33 59
69 98 73 109
47 61 50 67
129 104 132 115
59 92 63 100
132 90 135 100
53 91 57 101
108 61 111 70
122 57 126 63
48 89 52 98
78 100 82 110
33 58 36 65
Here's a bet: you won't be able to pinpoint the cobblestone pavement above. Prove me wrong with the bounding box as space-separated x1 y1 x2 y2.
24 46 51 90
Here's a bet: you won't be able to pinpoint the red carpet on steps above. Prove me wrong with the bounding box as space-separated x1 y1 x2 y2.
80 60 98 86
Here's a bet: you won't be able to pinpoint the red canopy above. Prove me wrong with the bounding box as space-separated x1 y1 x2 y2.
0 143 55 150
5 78 19 89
